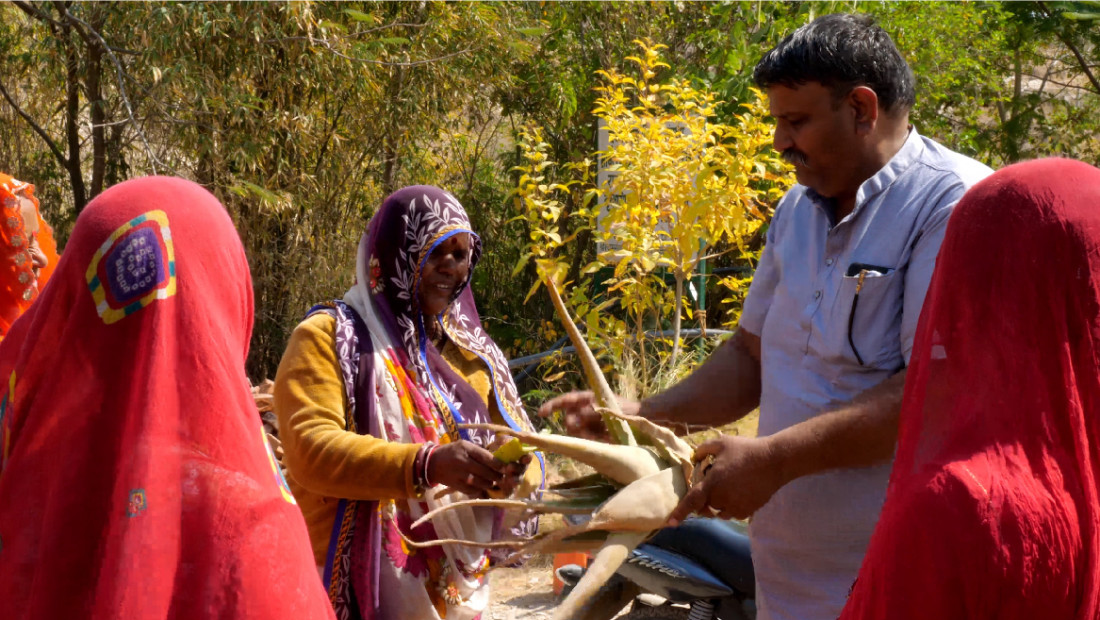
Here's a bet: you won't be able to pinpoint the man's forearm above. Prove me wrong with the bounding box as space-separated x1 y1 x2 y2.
638 330 762 433
767 369 906 484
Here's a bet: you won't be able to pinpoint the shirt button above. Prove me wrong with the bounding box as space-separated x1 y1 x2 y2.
813 290 822 300
825 258 835 266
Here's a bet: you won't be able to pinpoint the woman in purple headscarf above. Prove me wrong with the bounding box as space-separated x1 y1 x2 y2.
274 186 544 619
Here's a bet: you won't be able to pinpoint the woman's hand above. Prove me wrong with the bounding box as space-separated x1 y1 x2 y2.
27 238 47 277
492 454 532 498
428 440 509 498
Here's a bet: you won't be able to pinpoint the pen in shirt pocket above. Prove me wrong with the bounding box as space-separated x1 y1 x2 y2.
846 263 892 365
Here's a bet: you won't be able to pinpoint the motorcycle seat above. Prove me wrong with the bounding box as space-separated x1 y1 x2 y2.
647 517 754 597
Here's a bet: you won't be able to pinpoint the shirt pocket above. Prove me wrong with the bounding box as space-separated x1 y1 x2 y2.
835 268 904 370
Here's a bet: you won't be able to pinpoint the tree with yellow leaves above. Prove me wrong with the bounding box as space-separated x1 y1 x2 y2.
593 40 791 365
514 40 792 393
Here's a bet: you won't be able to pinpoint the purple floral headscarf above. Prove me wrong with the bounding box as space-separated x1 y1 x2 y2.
344 185 536 444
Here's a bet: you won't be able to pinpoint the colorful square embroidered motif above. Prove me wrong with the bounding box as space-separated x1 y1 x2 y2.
85 211 176 324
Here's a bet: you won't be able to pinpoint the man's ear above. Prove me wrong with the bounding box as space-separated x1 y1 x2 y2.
847 86 879 135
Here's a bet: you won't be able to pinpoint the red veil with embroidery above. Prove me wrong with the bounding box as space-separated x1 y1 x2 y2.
0 177 334 619
839 159 1100 619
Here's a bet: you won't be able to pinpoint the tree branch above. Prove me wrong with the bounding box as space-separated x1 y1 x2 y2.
461 112 502 202
1053 31 1100 96
312 36 481 68
0 79 69 166
12 0 61 29
311 97 347 180
106 46 141 56
262 20 429 44
697 247 737 263
1038 1 1100 96
59 6 166 173
349 21 429 36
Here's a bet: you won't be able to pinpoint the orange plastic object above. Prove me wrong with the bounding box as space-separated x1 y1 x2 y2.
552 551 590 595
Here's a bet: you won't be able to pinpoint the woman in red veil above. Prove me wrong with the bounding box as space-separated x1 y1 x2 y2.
0 176 334 619
0 173 59 340
839 158 1100 619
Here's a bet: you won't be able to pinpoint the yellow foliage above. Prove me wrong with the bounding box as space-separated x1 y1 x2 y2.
513 40 794 393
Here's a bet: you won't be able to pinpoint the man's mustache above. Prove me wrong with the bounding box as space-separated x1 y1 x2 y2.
781 149 808 167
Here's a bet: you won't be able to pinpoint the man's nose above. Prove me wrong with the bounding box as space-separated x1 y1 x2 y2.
772 125 792 153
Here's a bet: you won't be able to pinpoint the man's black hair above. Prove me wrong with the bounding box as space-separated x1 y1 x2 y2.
753 13 916 114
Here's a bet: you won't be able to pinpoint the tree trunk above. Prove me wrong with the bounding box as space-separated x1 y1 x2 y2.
86 26 106 199
381 64 407 195
670 272 683 367
566 227 593 286
61 20 87 212
635 309 648 394
105 124 126 187
381 136 398 196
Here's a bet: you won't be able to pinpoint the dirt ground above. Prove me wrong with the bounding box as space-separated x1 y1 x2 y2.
483 558 562 620
484 558 633 620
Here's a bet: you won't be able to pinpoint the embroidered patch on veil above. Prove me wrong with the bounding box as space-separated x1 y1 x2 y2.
85 210 177 324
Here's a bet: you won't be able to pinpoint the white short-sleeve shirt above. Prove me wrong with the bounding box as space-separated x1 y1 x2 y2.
739 129 992 620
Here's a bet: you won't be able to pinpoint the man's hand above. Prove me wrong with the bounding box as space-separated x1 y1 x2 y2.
537 391 640 441
667 435 788 524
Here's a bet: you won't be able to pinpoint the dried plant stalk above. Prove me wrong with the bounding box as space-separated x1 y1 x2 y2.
459 422 662 486
397 271 698 616
552 532 648 620
583 467 687 531
596 406 694 491
544 276 636 447
538 274 696 615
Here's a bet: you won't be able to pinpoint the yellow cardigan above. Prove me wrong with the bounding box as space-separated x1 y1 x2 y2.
275 312 539 565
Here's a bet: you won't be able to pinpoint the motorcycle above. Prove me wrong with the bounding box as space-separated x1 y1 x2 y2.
556 517 755 620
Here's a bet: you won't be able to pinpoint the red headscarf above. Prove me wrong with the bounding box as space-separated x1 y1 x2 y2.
840 158 1100 620
0 173 60 339
0 177 335 619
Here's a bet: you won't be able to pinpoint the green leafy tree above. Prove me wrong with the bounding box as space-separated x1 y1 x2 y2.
861 1 1100 165
0 1 541 378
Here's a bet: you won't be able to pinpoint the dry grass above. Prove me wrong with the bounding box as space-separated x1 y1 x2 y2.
685 409 760 444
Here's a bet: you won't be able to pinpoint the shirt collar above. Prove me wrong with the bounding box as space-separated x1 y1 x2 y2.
852 126 923 214
807 127 924 226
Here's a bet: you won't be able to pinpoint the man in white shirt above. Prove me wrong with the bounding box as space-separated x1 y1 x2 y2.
541 13 992 620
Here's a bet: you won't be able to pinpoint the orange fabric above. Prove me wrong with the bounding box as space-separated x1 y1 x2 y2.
0 173 60 339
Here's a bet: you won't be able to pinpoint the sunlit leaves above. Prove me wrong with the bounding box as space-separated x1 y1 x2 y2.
514 40 792 394
592 40 792 364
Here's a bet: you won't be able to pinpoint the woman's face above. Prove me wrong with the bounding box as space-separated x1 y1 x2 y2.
418 232 472 317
